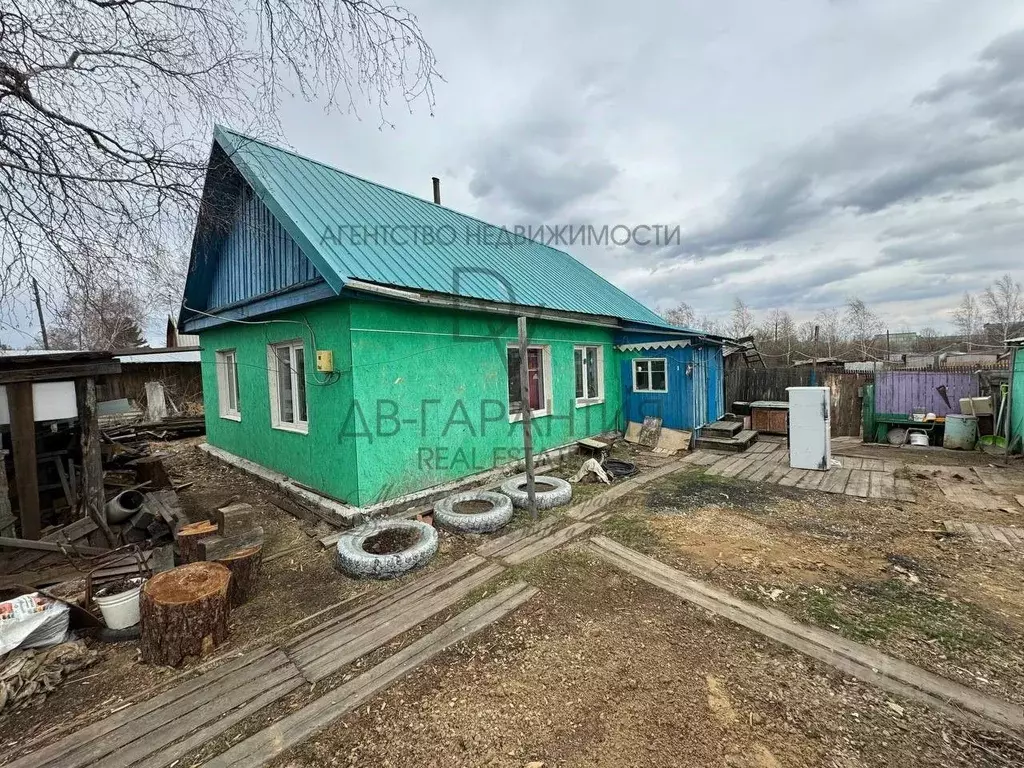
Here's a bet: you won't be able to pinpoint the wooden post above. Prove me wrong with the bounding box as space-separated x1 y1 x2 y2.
0 450 14 537
8 382 40 540
517 316 537 520
76 377 116 546
31 278 49 350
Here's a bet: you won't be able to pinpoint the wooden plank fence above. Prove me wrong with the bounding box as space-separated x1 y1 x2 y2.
725 367 869 437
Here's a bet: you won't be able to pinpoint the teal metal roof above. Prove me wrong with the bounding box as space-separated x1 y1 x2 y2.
212 126 672 328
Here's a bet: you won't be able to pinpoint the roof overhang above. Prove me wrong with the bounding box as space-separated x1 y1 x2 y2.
343 279 623 328
616 339 692 352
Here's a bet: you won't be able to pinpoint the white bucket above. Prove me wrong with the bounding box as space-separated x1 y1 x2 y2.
94 586 142 630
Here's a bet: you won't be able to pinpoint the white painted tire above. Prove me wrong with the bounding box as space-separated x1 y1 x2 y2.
499 475 573 510
433 491 514 534
335 519 438 580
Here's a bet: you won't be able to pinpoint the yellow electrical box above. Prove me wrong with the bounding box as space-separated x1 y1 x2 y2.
316 350 334 373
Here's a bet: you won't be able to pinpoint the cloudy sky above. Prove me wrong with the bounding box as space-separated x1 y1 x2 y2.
4 0 1024 346
266 0 1024 333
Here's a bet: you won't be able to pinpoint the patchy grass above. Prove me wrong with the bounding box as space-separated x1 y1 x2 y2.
781 579 998 653
643 469 810 516
596 511 662 555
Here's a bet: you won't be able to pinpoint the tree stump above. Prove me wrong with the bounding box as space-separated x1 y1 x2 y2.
177 520 217 564
216 545 263 607
140 562 231 667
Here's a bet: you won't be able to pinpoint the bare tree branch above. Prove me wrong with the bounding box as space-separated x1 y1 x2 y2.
0 0 439 334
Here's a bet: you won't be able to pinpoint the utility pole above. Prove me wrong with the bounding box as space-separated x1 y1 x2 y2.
886 329 891 363
811 324 820 385
516 317 537 520
31 278 49 350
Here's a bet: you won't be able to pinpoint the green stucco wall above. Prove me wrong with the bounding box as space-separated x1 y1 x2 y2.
347 301 622 505
199 297 623 507
198 301 359 502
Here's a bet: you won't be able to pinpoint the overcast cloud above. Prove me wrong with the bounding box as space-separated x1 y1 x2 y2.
6 0 1024 344
273 0 1024 332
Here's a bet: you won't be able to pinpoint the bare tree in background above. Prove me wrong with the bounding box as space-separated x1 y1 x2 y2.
758 308 796 364
845 297 882 359
981 273 1024 342
1 0 439 335
46 268 149 350
952 291 981 351
814 307 844 357
729 297 755 338
697 314 722 335
661 302 696 329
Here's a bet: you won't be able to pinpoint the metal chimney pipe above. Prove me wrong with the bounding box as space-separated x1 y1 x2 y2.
432 177 441 204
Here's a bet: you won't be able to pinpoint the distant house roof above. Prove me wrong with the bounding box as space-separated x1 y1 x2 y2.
114 347 201 364
181 126 692 333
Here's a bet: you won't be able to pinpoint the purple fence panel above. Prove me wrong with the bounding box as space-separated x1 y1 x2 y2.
875 371 978 416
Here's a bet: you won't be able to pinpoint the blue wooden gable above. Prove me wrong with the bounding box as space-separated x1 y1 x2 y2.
207 184 322 309
180 142 331 330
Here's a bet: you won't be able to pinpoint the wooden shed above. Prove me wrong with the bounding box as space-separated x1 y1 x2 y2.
0 351 121 539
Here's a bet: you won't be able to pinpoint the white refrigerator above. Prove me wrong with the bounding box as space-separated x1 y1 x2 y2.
787 387 831 471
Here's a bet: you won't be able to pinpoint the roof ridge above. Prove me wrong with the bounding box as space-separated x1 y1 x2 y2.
216 125 522 237
210 125 673 329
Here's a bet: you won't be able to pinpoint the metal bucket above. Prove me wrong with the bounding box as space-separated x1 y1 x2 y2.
943 415 978 451
908 431 929 447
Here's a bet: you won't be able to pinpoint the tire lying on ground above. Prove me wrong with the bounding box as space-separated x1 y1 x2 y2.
499 475 573 510
335 519 438 579
433 491 514 534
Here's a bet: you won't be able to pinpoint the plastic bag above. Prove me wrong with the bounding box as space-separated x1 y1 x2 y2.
0 594 70 655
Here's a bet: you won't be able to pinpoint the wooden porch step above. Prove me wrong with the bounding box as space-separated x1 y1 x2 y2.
695 429 759 453
702 420 744 439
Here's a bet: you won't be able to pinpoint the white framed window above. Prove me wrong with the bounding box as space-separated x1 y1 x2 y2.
267 340 308 433
633 358 668 393
215 349 241 421
574 345 605 406
507 344 553 421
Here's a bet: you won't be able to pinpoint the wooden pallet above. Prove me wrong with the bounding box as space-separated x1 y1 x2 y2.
202 582 538 768
587 535 1024 738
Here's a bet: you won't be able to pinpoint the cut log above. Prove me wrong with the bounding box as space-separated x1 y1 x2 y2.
177 521 217 564
199 526 264 561
216 545 263 607
140 562 231 667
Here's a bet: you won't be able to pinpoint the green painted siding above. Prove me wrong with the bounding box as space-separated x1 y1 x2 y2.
200 296 623 507
347 301 621 505
199 301 359 502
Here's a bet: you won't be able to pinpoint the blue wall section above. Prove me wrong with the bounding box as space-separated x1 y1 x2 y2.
618 342 724 430
619 347 692 430
208 185 322 310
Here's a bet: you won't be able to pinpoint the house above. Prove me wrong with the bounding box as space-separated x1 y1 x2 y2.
178 127 726 509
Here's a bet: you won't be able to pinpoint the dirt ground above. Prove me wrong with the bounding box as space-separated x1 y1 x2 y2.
275 550 1024 768
3 439 1023 767
599 449 1024 711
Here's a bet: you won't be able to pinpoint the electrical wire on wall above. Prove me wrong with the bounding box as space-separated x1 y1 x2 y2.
181 303 340 386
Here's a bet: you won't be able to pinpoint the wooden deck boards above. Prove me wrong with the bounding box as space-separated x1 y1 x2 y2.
10 648 297 768
944 520 1024 550
202 583 539 768
289 563 505 682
